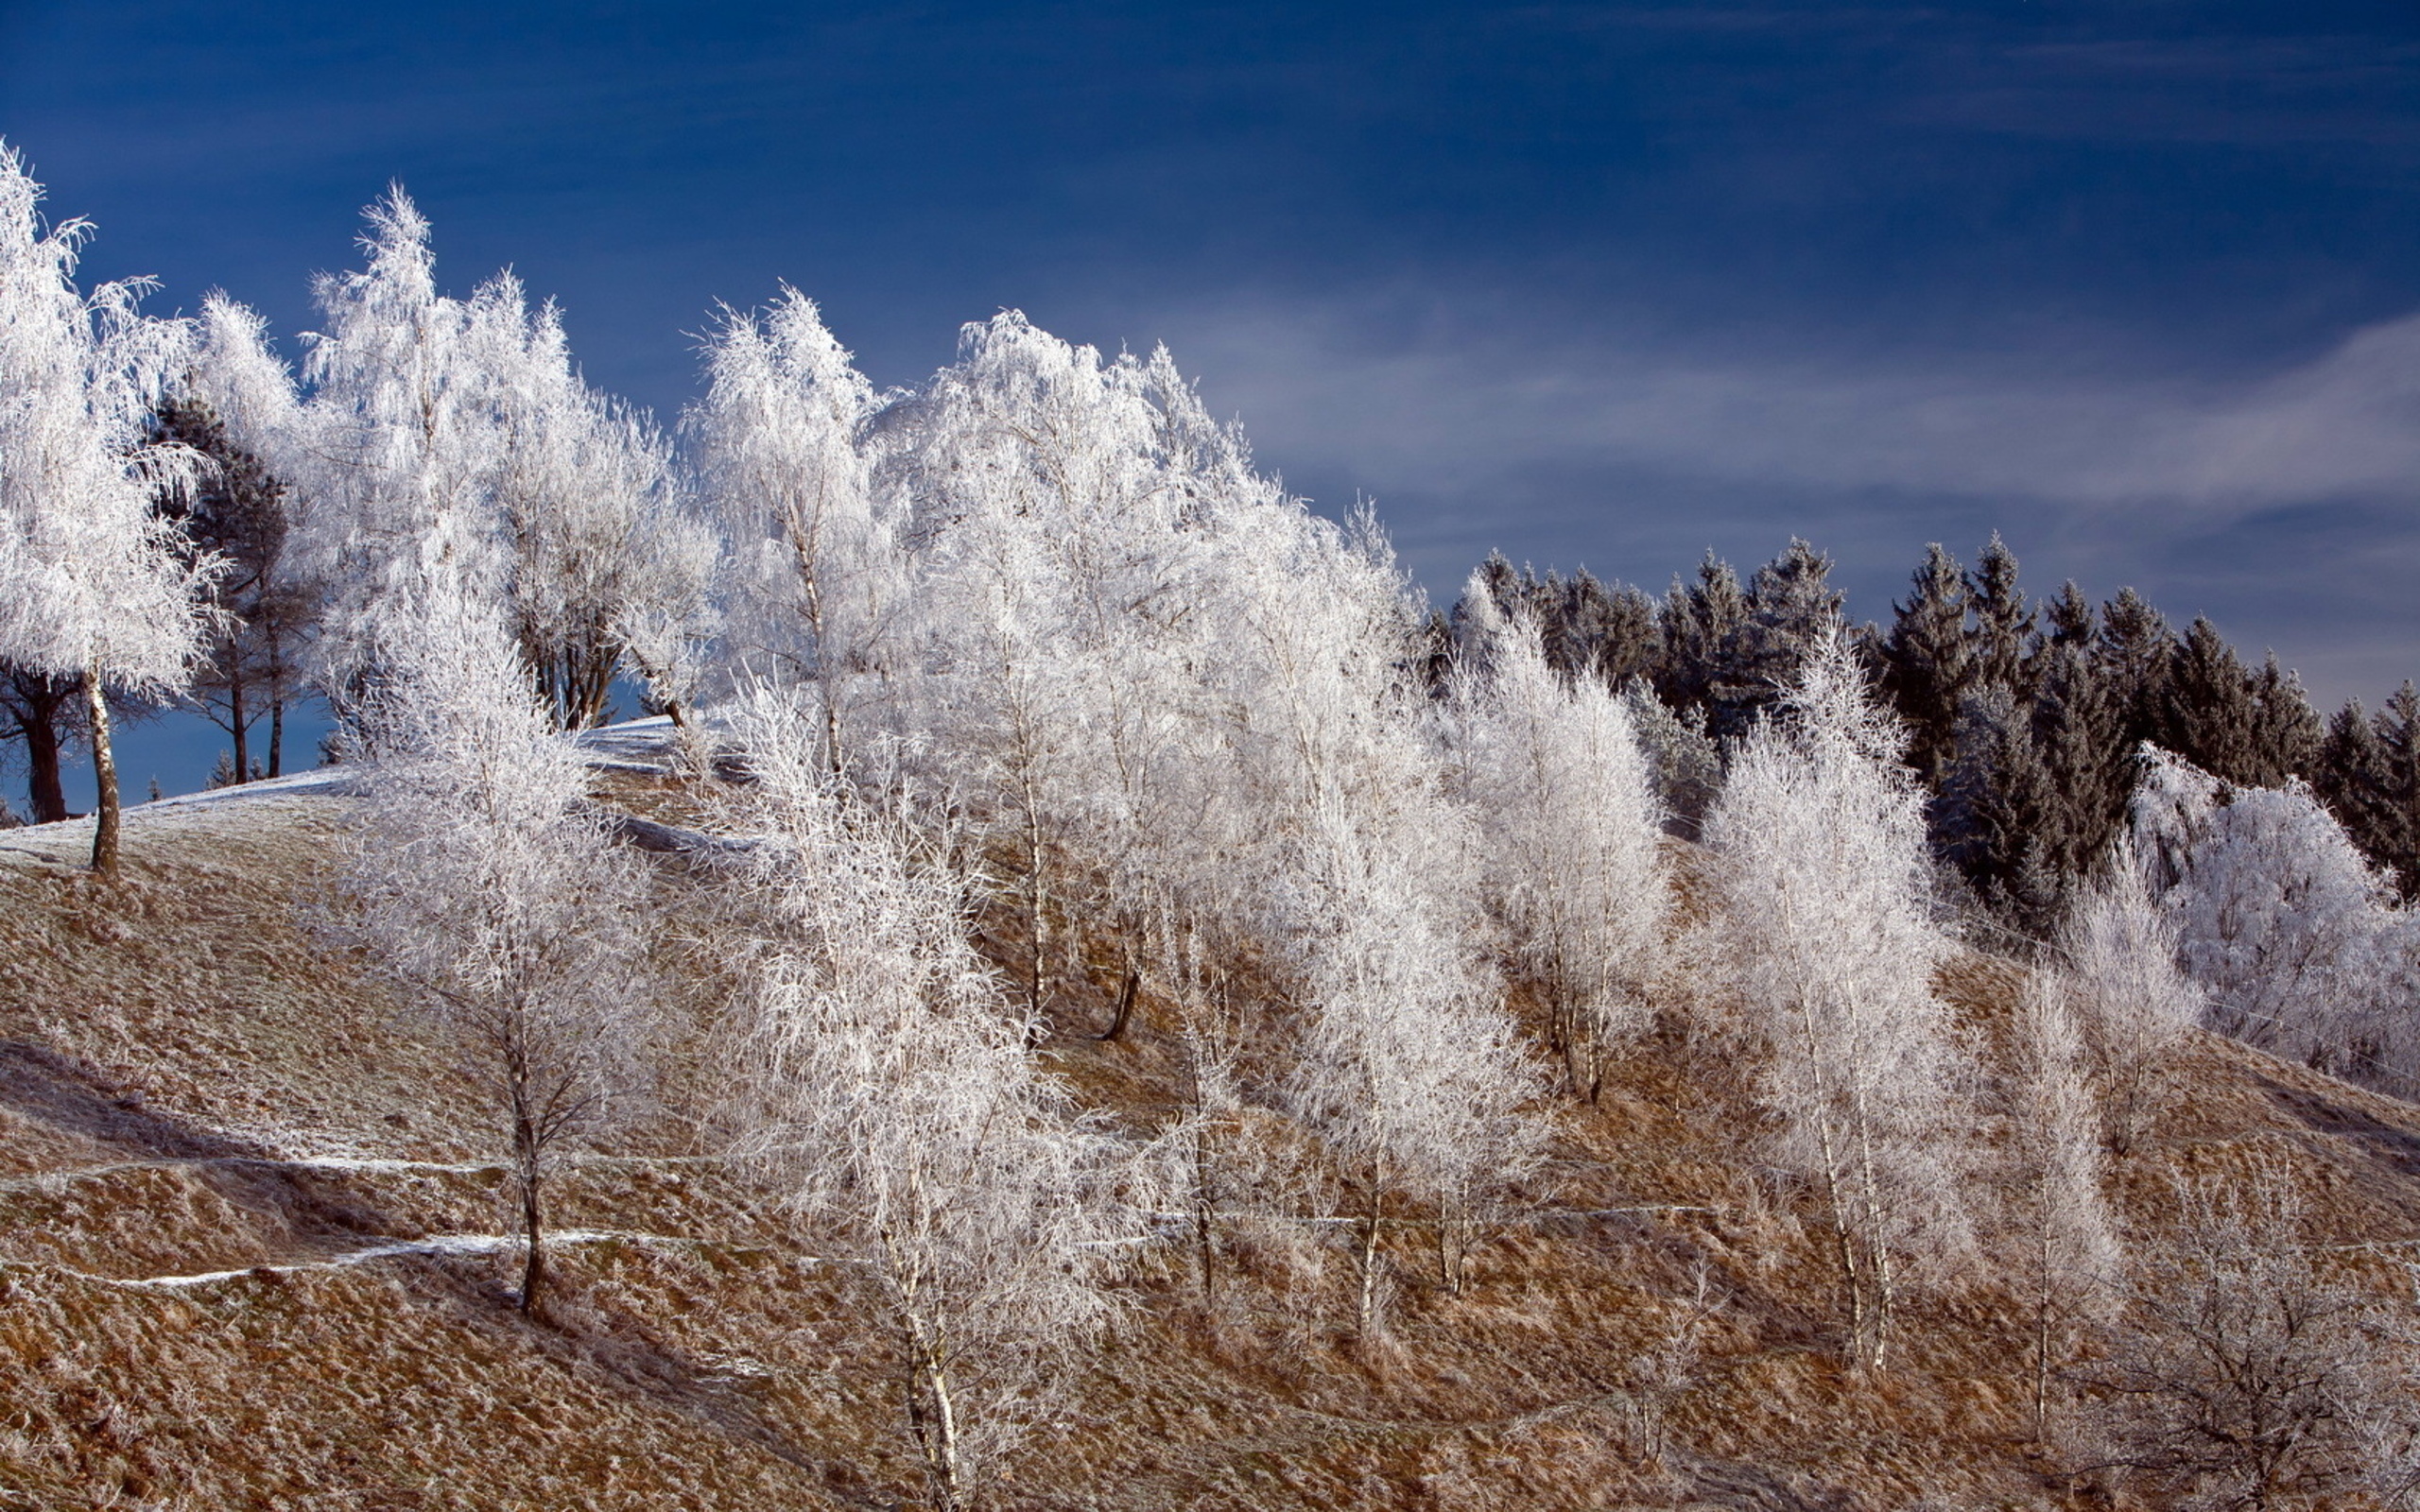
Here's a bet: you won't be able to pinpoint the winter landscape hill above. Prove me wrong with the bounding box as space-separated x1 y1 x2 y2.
4 727 2420 1512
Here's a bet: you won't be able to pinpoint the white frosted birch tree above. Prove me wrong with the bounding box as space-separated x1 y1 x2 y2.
201 192 711 727
686 290 896 770
0 144 216 875
2007 972 2119 1441
721 687 1155 1511
1450 575 1669 1098
2055 854 2202 1154
1703 628 1973 1369
341 584 653 1314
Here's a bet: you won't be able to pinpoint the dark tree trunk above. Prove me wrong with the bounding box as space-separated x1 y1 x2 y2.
515 1116 546 1316
268 696 285 779
229 675 250 783
12 674 71 824
1097 966 1139 1041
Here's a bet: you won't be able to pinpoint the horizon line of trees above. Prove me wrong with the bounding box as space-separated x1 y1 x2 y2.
1453 537 2420 940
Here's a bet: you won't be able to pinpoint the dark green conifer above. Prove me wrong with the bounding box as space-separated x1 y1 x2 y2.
1966 534 2032 696
1879 542 1972 790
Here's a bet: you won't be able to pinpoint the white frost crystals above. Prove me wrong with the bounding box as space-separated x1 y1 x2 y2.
717 687 1159 1512
0 143 219 875
2129 746 2420 1097
1702 629 1974 1369
337 585 656 1316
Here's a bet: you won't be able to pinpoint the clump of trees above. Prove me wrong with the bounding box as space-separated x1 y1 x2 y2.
718 687 1154 1511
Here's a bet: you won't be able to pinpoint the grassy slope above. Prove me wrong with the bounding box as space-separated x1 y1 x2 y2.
2 780 2418 1510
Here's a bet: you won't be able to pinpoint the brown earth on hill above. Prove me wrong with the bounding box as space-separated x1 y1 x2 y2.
1 777 2416 1511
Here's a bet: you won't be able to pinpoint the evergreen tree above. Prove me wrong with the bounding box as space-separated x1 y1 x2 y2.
1878 542 1972 790
2030 637 2130 892
1966 534 2032 696
2366 684 2420 898
1653 552 1747 717
1938 683 2063 936
2159 617 2257 782
2245 652 2321 788
2316 699 2399 891
2095 588 2175 751
2039 580 2094 651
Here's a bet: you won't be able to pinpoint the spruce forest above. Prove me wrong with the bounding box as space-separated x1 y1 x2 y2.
11 144 2420 1510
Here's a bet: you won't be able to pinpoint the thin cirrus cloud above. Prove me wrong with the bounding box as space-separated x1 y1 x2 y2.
1152 290 2420 709
1168 298 2420 518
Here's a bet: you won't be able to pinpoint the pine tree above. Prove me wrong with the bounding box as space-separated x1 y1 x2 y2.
2245 652 2321 788
2096 588 2175 752
1965 534 2032 696
2039 579 2095 651
1877 542 1972 791
2366 684 2420 901
2317 698 2395 884
2158 617 2259 782
1720 538 1845 740
2030 637 2130 893
1938 683 2062 936
1653 552 1746 717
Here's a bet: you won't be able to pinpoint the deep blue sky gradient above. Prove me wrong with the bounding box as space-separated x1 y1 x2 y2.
7 1 2420 800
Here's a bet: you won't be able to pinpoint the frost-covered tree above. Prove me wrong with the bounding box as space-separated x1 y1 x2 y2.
341 585 653 1314
1703 628 1973 1368
720 687 1154 1511
1450 576 1669 1098
2130 748 2419 1096
2006 972 2118 1442
2054 855 2201 1155
1234 526 1547 1328
200 194 709 727
0 144 216 874
1279 798 1546 1327
686 290 893 767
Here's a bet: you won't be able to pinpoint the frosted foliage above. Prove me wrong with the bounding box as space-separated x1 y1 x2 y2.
723 689 1154 1510
1278 795 1547 1225
2129 747 2420 1094
890 318 1260 886
2012 976 2118 1284
688 290 893 747
1450 577 1669 1087
2056 857 2200 1152
338 584 652 1309
690 306 1544 1332
220 189 703 714
0 143 213 693
1703 629 1971 1362
342 589 650 1156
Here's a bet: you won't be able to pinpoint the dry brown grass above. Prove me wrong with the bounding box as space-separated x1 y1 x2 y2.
5 783 2420 1509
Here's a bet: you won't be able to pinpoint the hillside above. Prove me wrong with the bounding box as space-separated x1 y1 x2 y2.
0 735 2416 1511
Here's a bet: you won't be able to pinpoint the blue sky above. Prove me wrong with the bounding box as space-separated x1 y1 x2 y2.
7 0 2420 798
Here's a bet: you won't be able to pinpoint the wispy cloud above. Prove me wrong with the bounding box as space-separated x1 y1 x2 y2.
1166 296 2420 518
